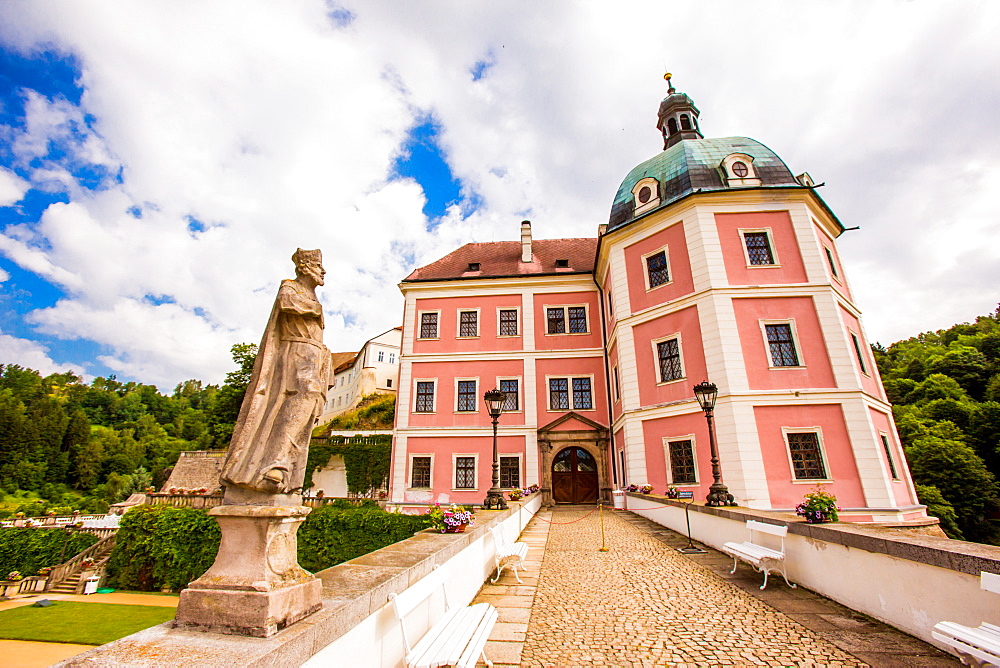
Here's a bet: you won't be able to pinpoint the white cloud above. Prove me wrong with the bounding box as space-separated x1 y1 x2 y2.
0 167 28 206
0 1 998 386
0 328 84 377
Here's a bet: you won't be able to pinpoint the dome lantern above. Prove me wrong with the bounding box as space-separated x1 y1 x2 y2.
656 74 703 149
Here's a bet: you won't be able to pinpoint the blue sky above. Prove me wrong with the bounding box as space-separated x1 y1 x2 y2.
1 2 998 390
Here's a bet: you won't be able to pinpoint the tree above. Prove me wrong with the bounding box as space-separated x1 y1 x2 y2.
207 343 258 447
914 484 963 540
929 346 992 400
906 428 999 543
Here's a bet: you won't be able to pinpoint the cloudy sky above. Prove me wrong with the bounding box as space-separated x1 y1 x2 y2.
0 1 998 390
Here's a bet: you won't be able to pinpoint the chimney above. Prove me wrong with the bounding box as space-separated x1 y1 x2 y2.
520 220 532 263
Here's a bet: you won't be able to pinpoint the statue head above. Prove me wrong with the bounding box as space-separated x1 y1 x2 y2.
292 248 325 286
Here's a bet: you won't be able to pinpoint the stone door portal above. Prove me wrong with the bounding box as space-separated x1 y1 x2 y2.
551 446 599 504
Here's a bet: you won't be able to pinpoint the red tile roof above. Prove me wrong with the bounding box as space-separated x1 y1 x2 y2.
404 238 598 282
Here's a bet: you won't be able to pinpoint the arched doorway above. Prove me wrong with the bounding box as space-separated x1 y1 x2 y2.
552 447 599 504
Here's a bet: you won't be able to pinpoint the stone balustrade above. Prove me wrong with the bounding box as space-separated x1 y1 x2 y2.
58 495 542 667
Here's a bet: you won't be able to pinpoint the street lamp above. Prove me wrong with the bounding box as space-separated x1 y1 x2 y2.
693 381 736 507
483 388 508 510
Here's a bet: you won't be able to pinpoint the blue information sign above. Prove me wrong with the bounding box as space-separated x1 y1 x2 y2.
677 490 694 499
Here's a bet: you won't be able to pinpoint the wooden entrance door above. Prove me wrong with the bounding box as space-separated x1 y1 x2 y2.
551 447 599 504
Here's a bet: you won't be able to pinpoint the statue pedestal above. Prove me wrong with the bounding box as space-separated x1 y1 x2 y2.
175 505 321 637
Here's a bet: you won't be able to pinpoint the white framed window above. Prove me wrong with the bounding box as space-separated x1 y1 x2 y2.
497 377 521 412
413 379 437 413
641 246 672 290
651 333 685 384
759 320 804 368
824 246 840 280
663 436 698 485
879 432 900 481
631 176 660 215
547 375 595 411
740 228 779 266
721 153 761 187
782 428 831 482
418 310 440 339
850 331 869 376
389 352 396 364
377 350 385 362
545 304 589 334
453 454 478 490
457 309 479 338
499 455 522 489
455 378 478 412
497 307 520 337
409 454 433 489
613 366 621 401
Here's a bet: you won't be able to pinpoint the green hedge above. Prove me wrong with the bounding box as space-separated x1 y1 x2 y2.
0 528 98 576
296 504 431 572
107 503 431 591
105 505 221 591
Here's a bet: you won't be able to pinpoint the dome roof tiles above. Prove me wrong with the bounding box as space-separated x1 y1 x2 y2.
608 136 800 231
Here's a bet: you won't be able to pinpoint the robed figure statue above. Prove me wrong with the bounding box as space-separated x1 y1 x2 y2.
221 248 331 504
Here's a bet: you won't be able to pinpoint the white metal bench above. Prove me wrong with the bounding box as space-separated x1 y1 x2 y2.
933 572 1000 666
490 526 528 584
721 520 796 590
388 566 497 668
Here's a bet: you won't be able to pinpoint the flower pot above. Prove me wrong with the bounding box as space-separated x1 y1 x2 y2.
444 523 467 533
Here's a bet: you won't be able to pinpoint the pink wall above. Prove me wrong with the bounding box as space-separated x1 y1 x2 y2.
412 294 525 355
715 211 807 285
815 224 853 301
839 306 885 399
631 305 706 408
732 296 837 390
640 411 714 497
403 435 526 505
623 221 695 314
408 359 526 428
869 408 915 506
535 356 608 427
752 404 865 509
533 291 602 351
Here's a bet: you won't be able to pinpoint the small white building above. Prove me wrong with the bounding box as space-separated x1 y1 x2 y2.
319 327 401 422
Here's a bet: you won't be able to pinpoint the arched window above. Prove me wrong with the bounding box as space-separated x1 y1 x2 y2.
680 114 691 130
667 118 678 135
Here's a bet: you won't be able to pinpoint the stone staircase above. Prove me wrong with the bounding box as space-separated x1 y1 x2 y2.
46 534 116 594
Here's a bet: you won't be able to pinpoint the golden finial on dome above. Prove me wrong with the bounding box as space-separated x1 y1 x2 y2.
664 71 675 95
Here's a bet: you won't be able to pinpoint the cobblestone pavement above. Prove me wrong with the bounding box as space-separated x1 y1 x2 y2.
475 506 957 667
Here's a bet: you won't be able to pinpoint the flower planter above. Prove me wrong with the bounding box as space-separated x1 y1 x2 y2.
444 523 468 534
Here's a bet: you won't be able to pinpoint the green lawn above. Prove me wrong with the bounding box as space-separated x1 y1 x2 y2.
0 601 175 645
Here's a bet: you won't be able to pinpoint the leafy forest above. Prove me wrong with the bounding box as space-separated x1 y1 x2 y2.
0 343 257 517
3 307 1000 543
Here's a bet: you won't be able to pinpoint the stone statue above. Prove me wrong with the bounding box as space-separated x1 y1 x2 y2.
177 249 327 637
221 248 330 504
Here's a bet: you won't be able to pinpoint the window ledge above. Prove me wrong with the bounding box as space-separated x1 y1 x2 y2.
746 263 781 269
645 281 673 292
655 377 687 387
791 478 833 484
416 337 440 341
768 365 806 370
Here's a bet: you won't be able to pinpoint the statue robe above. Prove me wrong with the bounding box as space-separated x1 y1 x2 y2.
221 278 330 495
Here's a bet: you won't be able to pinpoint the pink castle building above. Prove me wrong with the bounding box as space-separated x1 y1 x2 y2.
389 83 924 523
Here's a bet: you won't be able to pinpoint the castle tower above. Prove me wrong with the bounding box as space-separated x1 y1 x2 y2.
599 79 922 521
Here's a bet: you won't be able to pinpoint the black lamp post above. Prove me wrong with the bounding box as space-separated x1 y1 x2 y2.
483 388 508 510
694 381 736 507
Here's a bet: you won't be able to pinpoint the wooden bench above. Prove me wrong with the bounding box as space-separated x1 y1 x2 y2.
932 572 1000 666
388 566 497 668
490 526 528 584
721 520 796 590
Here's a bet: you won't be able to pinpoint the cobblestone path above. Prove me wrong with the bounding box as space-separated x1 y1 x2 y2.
519 507 866 667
